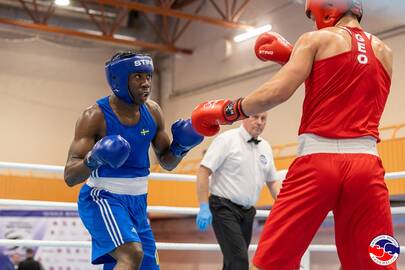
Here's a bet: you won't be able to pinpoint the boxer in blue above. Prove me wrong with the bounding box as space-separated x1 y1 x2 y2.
64 51 203 270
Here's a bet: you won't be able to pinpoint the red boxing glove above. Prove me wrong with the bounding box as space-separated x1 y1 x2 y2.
254 32 293 65
191 98 247 137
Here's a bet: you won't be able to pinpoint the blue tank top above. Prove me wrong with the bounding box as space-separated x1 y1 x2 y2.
92 96 157 178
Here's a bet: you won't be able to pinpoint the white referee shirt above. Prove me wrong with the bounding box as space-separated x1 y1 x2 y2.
201 125 278 208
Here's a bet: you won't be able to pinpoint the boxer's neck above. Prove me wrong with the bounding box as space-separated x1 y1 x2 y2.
335 15 362 29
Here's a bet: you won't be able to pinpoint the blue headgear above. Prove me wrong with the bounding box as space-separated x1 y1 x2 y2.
105 52 154 104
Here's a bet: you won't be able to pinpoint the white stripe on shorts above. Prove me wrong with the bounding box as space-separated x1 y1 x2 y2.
99 193 124 245
95 189 124 246
90 189 121 247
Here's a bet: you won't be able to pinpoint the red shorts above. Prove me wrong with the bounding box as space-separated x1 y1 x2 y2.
253 153 396 270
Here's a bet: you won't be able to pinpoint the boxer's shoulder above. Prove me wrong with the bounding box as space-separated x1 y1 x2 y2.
371 35 392 57
80 104 104 124
294 31 325 48
145 99 161 113
76 104 105 137
145 99 163 127
371 36 393 76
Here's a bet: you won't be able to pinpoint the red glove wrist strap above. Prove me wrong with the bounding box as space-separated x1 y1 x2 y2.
223 98 248 123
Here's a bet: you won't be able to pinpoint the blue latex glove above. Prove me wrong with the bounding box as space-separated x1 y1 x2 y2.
196 202 212 232
170 119 204 157
84 135 131 170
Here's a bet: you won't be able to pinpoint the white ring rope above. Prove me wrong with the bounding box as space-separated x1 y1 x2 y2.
0 240 231 251
0 199 273 217
1 161 405 181
0 162 287 181
0 240 404 253
1 199 405 220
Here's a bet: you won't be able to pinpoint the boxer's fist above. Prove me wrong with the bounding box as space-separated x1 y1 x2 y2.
255 32 293 65
84 135 131 170
170 119 204 157
191 98 247 137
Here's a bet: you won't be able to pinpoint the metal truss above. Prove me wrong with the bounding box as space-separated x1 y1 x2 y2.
0 0 253 54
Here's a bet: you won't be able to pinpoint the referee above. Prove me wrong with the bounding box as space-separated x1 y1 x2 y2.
196 112 280 270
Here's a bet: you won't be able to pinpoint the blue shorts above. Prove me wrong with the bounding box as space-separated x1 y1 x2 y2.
78 184 159 269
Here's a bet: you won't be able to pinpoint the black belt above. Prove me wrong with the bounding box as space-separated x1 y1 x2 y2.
210 194 253 210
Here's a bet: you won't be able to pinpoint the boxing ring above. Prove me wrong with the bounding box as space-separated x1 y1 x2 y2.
1 162 405 269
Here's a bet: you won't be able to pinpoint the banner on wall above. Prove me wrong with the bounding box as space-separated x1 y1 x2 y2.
0 210 101 270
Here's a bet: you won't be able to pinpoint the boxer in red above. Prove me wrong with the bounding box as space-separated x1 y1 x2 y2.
191 1 398 269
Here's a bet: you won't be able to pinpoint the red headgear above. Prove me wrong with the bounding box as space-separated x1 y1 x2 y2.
305 0 363 29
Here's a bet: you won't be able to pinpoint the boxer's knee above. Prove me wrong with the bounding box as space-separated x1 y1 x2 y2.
111 242 143 269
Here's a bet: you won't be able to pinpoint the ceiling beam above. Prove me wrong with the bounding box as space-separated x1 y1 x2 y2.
18 0 40 23
78 0 105 34
173 0 205 43
41 1 55 24
231 0 251 22
171 0 198 9
208 0 226 20
88 0 253 30
0 17 193 54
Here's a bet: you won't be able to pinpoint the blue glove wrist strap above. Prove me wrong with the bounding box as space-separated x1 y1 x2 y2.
169 142 188 158
84 152 102 171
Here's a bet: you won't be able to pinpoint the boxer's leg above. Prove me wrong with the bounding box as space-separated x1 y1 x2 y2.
253 154 341 270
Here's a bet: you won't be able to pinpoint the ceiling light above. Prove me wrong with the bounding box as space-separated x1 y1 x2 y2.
233 24 272 43
55 0 70 6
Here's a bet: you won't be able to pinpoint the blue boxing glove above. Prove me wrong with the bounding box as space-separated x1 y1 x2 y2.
84 135 131 170
169 119 204 157
196 202 212 232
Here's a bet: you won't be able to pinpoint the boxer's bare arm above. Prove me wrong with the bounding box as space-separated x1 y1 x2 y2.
64 105 105 187
241 32 318 116
147 100 183 171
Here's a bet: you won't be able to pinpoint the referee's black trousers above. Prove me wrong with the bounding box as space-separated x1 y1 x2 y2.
209 195 256 270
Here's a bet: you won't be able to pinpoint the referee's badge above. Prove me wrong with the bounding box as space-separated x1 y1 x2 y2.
259 154 267 165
